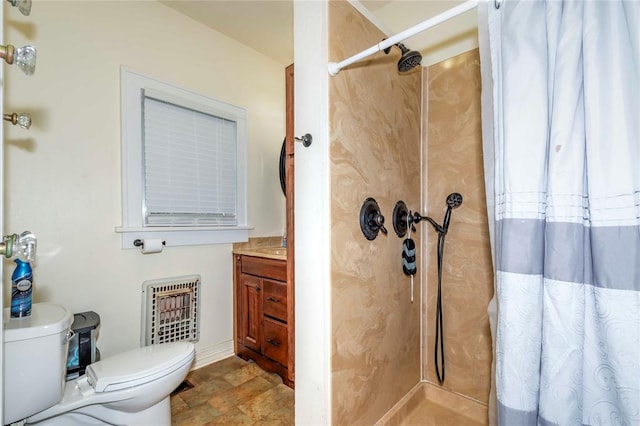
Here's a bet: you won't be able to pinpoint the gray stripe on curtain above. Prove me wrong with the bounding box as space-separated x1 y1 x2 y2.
496 219 545 274
497 218 640 291
498 401 596 426
498 402 539 425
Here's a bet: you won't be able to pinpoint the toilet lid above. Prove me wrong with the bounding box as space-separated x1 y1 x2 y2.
86 341 194 393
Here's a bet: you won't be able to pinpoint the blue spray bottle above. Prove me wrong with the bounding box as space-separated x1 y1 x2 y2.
11 259 33 318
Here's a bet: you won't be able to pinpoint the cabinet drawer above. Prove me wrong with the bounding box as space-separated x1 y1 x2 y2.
242 256 287 281
263 317 288 366
263 279 287 322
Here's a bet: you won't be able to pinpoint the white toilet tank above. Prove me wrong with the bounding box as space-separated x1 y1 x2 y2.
3 302 73 425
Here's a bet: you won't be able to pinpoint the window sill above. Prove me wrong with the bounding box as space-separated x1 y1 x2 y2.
115 226 252 249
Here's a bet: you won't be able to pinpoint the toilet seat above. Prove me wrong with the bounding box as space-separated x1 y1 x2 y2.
86 342 194 392
26 341 194 425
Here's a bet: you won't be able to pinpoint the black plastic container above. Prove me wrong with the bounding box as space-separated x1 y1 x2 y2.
66 311 100 380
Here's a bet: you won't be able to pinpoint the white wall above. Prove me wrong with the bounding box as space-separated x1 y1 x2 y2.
293 1 332 423
0 2 4 423
3 1 286 364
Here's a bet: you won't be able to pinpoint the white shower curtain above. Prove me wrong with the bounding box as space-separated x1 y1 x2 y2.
479 0 640 424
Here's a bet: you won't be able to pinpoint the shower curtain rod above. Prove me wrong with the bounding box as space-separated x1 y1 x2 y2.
327 0 479 76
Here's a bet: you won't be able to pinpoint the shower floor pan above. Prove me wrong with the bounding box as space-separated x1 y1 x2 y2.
375 382 488 426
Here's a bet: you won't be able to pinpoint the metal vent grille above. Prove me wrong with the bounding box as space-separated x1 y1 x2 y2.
141 275 201 346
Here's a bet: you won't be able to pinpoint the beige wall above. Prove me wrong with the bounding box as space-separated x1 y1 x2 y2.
3 1 285 363
423 49 493 404
329 1 422 424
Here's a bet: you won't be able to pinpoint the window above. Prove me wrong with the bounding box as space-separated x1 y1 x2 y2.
117 69 249 247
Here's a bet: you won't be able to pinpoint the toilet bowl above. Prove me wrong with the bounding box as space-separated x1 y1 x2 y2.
3 303 195 426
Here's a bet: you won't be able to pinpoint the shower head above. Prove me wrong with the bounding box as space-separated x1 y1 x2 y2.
383 42 422 73
446 193 463 209
442 193 462 234
397 43 422 72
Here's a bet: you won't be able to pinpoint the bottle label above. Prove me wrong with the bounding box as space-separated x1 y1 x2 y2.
15 278 32 292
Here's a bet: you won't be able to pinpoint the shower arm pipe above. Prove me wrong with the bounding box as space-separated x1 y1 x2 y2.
327 0 479 76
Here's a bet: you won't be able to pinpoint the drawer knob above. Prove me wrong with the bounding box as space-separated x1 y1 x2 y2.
267 338 280 347
255 286 261 292
267 297 280 303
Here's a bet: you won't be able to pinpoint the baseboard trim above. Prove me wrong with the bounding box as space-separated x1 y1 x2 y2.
192 339 235 370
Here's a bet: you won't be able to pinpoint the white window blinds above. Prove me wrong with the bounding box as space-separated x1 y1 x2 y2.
142 94 238 226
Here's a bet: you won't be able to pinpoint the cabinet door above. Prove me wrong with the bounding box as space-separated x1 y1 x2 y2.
240 274 262 352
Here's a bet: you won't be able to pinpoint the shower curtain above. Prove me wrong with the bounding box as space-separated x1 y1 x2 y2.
479 0 640 425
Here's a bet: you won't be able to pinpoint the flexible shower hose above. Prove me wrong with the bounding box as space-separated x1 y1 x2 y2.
434 230 446 385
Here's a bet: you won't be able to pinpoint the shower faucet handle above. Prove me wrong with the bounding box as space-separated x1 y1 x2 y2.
359 198 387 240
373 212 388 235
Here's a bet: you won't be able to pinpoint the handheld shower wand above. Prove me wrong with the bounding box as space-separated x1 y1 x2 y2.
441 192 464 234
392 193 463 385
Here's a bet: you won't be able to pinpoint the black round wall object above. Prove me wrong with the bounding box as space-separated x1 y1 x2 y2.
279 138 286 196
359 197 387 240
392 200 409 238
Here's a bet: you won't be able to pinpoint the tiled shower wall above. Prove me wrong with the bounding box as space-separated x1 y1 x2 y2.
423 49 494 404
327 1 493 422
328 1 422 424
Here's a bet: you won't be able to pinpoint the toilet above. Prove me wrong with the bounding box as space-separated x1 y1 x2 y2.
3 302 195 425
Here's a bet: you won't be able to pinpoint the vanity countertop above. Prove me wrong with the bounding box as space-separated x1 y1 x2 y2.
233 246 287 261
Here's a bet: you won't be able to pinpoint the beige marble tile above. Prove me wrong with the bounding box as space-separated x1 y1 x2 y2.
375 383 425 426
329 1 422 424
423 382 487 424
233 237 283 251
376 382 488 426
423 49 494 404
402 399 484 426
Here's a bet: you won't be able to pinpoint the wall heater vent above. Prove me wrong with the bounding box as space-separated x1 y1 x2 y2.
141 275 201 346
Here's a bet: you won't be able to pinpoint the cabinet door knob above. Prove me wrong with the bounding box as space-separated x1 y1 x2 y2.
267 338 280 347
255 286 261 291
267 297 280 303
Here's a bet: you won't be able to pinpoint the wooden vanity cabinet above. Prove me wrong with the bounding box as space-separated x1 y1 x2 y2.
233 63 295 387
234 254 293 387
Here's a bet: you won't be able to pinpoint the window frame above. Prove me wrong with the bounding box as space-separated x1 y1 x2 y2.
116 68 250 248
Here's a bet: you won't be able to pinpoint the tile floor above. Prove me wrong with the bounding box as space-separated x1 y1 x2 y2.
171 356 482 425
170 356 294 425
